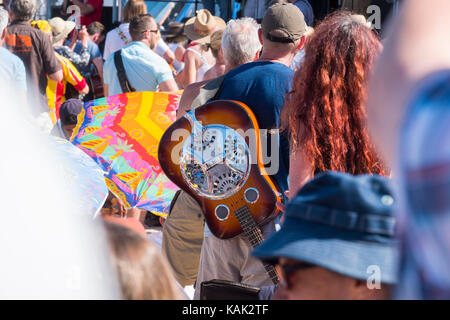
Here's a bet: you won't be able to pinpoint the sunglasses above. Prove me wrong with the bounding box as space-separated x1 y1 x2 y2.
278 261 316 289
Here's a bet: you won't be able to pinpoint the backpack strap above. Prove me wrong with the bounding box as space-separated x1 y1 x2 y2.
114 50 135 93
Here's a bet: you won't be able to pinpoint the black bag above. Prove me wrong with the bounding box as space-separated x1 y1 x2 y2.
200 279 260 300
114 50 135 93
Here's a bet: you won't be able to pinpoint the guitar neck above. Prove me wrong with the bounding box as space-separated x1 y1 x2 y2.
234 206 279 285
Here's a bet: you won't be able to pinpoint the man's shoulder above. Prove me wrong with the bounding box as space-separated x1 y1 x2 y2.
104 51 117 69
9 22 46 39
0 47 19 60
87 40 101 57
57 53 78 70
226 61 293 81
124 43 170 69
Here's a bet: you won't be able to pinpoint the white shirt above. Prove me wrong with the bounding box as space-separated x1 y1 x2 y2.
168 43 184 73
103 22 171 61
290 49 305 71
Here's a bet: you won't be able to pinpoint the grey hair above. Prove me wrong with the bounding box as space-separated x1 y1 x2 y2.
9 0 36 21
222 17 262 68
0 8 8 34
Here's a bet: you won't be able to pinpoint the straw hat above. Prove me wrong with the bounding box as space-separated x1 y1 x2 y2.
49 17 76 43
184 9 226 44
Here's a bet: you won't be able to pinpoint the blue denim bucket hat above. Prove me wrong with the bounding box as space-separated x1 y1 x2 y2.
253 171 399 284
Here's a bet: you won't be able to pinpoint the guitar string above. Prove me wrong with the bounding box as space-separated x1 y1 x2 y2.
194 115 280 284
221 132 280 285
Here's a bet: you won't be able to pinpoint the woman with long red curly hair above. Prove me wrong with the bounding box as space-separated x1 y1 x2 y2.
281 11 387 198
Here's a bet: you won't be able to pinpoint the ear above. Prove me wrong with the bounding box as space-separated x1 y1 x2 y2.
258 28 263 46
91 34 99 43
297 36 306 51
1 28 6 41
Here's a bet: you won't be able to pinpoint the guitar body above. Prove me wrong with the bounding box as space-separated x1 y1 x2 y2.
158 100 282 239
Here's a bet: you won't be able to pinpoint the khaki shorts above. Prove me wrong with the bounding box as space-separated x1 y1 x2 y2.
194 220 277 300
161 191 204 287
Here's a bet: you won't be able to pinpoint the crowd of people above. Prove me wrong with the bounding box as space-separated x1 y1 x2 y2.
0 0 448 300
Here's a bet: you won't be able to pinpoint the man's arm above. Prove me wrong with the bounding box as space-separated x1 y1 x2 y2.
176 81 207 119
79 84 89 95
163 49 175 65
178 50 197 88
158 79 179 92
92 57 104 81
367 0 450 166
103 83 109 97
48 69 63 82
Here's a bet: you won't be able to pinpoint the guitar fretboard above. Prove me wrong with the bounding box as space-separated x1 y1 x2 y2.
234 206 279 285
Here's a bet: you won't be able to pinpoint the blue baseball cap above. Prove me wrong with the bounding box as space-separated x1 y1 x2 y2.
59 98 82 126
253 171 399 284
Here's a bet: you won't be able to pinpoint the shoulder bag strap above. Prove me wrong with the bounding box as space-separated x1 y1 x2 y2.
114 50 135 93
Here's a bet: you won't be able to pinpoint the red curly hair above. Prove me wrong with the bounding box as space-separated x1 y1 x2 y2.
282 11 387 176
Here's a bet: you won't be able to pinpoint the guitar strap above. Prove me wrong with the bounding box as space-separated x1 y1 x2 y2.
190 74 226 109
114 50 135 93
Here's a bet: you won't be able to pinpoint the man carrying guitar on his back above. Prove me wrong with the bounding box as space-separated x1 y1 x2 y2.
162 3 307 299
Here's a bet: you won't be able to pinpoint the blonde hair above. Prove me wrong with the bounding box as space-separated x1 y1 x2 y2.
122 0 148 23
105 221 184 300
209 29 224 59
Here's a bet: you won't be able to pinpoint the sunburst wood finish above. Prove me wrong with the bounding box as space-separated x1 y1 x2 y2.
158 100 282 240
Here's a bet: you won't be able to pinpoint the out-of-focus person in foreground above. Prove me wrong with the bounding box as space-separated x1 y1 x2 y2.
367 0 450 299
105 221 185 300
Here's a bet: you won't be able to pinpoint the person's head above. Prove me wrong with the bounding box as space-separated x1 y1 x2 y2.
253 171 398 300
104 221 184 300
87 21 105 44
129 13 158 50
0 7 8 44
163 21 187 47
281 11 386 176
49 17 75 45
221 18 262 69
59 98 82 139
184 9 226 45
122 0 147 23
259 3 307 59
209 29 224 61
8 0 35 22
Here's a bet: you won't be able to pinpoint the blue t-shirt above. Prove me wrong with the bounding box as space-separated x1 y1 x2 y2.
212 61 293 194
292 0 314 26
0 47 27 92
74 39 102 61
74 39 102 76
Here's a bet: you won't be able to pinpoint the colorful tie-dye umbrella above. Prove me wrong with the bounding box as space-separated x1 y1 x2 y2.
71 91 181 216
